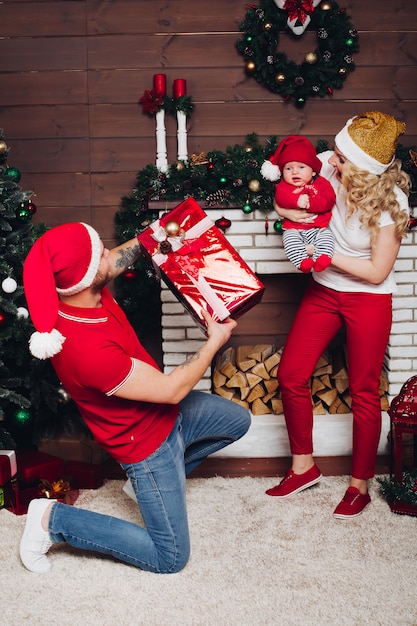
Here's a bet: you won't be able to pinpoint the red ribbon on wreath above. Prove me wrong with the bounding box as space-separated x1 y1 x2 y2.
282 0 315 23
274 0 319 35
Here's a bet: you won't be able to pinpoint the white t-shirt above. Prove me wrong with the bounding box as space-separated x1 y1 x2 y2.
313 151 409 294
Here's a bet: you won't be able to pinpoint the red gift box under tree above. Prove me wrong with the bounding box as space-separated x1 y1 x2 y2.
138 197 265 332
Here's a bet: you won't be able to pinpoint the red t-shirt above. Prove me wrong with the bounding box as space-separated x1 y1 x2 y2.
52 287 178 464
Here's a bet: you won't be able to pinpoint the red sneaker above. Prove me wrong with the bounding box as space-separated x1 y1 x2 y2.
333 487 371 519
265 464 322 499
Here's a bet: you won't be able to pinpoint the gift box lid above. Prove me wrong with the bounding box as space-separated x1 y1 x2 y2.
138 197 265 332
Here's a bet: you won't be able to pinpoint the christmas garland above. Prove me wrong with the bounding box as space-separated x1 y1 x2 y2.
236 0 359 108
377 469 417 508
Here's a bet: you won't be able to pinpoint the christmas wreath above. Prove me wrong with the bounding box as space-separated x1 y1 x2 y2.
236 0 359 108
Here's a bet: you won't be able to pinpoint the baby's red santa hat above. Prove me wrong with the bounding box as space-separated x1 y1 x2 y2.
23 222 102 360
261 135 322 182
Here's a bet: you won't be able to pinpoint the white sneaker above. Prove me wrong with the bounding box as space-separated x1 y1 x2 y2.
122 479 137 502
20 499 53 573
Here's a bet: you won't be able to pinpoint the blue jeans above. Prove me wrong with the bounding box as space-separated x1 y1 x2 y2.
48 391 250 572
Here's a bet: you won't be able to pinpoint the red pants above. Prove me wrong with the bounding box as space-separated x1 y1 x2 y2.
278 280 392 480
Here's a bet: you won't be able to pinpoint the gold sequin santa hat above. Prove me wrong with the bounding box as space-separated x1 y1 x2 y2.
335 111 406 175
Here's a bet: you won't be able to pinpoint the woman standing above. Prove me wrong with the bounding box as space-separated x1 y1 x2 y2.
266 111 411 519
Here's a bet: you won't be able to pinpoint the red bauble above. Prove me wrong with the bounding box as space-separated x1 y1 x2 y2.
215 216 232 232
0 310 7 328
122 269 138 281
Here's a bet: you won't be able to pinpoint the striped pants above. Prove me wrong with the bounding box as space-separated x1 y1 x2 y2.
282 227 335 270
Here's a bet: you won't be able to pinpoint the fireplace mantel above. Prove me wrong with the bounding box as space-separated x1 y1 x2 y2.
149 201 416 458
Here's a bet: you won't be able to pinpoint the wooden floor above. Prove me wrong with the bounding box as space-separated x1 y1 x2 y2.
103 455 391 480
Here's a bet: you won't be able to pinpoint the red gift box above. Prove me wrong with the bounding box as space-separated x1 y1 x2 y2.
65 460 103 490
0 450 17 485
138 197 265 331
16 449 64 485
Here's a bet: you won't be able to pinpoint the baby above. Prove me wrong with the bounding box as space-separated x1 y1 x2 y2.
261 135 336 273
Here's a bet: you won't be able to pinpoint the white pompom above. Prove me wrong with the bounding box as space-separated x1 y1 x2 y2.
260 160 280 182
29 329 66 360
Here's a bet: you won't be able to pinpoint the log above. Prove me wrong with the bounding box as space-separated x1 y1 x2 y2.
251 397 271 415
271 397 283 415
251 362 270 380
264 378 279 394
225 371 247 389
247 383 265 404
236 345 257 372
217 346 237 378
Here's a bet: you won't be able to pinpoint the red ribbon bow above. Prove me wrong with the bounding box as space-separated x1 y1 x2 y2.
139 89 164 115
283 0 315 24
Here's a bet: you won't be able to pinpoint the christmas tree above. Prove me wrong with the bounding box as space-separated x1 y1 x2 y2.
0 131 84 449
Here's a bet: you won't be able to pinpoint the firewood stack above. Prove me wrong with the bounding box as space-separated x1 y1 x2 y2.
213 344 389 416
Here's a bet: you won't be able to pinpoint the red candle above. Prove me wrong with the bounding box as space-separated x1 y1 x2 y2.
173 78 187 98
153 73 166 96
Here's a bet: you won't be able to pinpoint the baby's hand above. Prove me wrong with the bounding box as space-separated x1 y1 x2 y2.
297 194 310 209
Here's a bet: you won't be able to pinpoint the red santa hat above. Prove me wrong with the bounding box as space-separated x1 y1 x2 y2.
23 222 101 360
261 135 322 182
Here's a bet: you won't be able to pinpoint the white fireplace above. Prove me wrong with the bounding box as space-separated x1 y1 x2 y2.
154 203 417 458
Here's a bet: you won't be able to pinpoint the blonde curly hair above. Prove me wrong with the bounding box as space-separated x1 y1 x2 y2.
341 159 411 243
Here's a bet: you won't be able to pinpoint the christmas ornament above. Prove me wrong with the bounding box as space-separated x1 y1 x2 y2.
57 386 71 403
0 139 8 153
16 307 29 319
215 216 232 232
248 179 261 192
13 407 32 426
17 206 32 222
236 0 359 106
242 202 253 214
2 277 18 293
265 216 269 235
273 219 284 234
165 220 181 237
0 311 7 328
5 166 21 182
27 200 37 214
122 268 138 280
245 60 256 74
305 52 318 64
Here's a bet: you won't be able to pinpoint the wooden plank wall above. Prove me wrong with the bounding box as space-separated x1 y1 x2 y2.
1 0 416 248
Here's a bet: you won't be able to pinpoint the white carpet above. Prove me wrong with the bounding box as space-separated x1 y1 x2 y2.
1 476 416 626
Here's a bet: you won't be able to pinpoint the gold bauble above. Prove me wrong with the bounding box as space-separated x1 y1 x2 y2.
165 221 180 237
319 1 332 10
244 145 253 152
248 179 260 192
245 61 256 74
338 67 348 77
0 140 8 153
263 22 273 31
305 52 318 65
176 160 185 171
275 73 286 84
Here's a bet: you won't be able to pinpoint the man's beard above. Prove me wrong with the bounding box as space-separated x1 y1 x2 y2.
91 270 110 293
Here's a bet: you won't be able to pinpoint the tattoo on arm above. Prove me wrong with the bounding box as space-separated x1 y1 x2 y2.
115 244 141 269
179 351 201 368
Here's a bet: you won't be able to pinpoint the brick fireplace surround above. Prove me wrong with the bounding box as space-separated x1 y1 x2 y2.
153 203 417 460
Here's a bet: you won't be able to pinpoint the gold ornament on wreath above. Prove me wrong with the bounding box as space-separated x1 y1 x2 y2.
236 0 359 108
